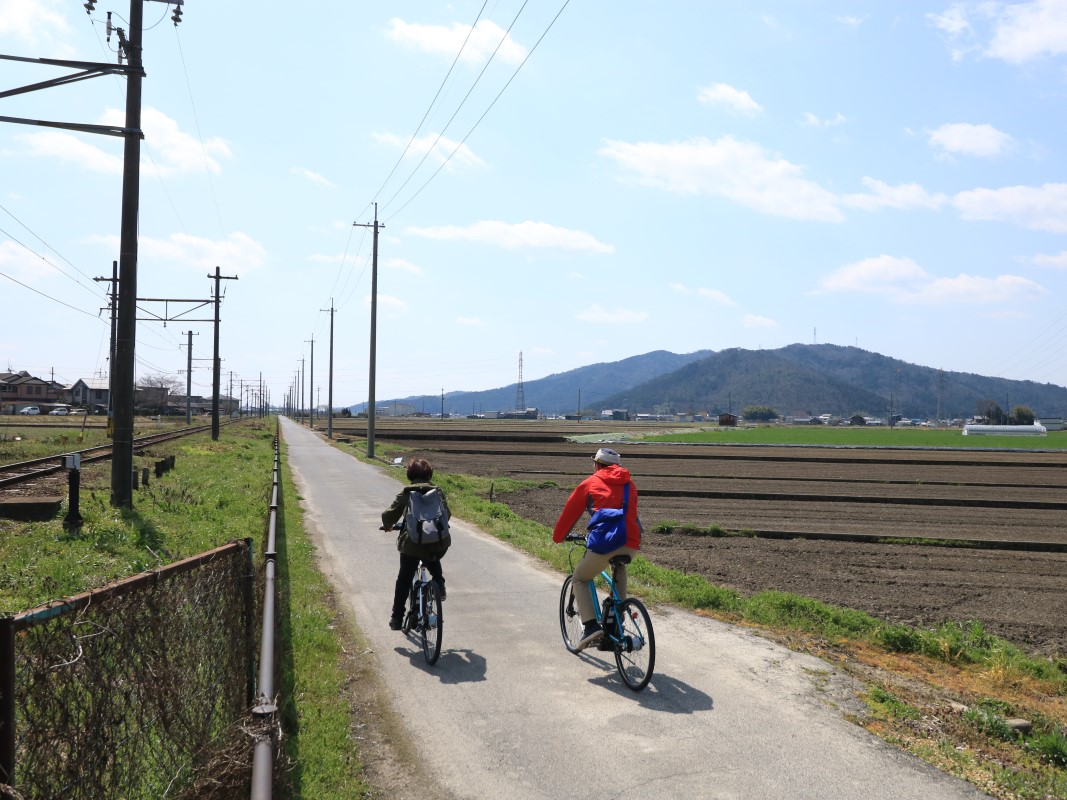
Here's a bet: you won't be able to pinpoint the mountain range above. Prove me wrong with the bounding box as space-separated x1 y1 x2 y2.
359 344 1067 420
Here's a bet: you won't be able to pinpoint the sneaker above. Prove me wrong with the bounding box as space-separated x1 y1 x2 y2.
388 614 403 631
575 622 603 652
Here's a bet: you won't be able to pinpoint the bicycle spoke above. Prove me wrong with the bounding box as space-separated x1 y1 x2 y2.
614 598 655 691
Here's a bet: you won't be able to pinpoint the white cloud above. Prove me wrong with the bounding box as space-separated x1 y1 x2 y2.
802 112 847 128
15 108 230 177
90 232 267 273
599 136 843 222
0 0 71 50
405 220 614 253
291 167 334 187
742 314 777 328
14 130 122 174
986 0 1067 62
670 282 736 305
816 254 1044 304
952 183 1067 232
372 131 485 170
836 16 866 27
386 18 526 64
842 177 948 211
1033 250 1067 269
0 240 48 284
697 83 763 115
929 122 1015 158
928 1 1067 63
370 294 409 314
576 304 649 324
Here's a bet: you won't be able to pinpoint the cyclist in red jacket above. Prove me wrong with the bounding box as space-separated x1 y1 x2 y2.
552 448 642 650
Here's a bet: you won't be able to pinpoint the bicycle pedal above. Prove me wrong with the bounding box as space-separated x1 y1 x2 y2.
595 639 615 652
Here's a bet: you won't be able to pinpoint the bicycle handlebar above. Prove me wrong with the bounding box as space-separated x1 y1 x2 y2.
564 533 587 543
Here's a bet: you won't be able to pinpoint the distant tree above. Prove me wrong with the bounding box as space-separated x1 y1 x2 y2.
742 404 779 421
340 408 352 418
139 372 182 394
1010 405 1035 425
975 399 1006 424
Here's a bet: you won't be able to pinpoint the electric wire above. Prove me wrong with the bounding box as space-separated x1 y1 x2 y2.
378 1 532 217
385 0 572 223
364 0 491 218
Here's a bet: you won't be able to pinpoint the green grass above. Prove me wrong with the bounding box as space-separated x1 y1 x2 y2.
642 425 1067 448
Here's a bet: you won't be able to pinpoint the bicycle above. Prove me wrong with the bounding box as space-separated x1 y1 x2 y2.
558 534 656 691
403 558 444 665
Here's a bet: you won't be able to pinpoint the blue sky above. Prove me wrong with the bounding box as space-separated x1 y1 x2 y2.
3 1 1067 409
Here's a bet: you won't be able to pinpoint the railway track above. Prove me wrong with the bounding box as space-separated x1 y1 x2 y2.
0 422 231 490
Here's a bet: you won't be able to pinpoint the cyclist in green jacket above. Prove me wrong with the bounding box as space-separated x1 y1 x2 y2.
380 457 451 630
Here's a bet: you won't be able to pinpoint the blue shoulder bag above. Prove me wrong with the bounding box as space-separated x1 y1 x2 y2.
586 483 630 554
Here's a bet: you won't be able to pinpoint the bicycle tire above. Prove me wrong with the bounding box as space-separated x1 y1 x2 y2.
420 580 443 665
559 576 586 653
614 597 655 691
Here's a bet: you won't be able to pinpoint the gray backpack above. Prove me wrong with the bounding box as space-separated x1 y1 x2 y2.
404 488 450 545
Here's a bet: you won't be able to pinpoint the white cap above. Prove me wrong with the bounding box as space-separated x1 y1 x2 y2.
592 447 621 465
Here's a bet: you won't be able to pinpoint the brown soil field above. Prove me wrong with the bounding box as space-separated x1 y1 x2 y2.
350 426 1067 658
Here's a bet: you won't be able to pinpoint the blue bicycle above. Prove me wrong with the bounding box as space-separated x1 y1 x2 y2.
559 534 656 691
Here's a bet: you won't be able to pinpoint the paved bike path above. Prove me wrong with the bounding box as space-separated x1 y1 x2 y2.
279 418 990 800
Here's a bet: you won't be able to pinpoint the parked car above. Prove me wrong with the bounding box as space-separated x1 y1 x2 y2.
48 407 70 415
18 406 40 415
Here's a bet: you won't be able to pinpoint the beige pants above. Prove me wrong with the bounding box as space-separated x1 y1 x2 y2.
572 546 639 624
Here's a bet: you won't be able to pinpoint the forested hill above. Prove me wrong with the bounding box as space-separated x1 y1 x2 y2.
596 344 1067 420
372 349 714 417
357 344 1067 419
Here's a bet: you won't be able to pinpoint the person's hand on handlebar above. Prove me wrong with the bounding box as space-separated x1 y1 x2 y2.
564 532 586 542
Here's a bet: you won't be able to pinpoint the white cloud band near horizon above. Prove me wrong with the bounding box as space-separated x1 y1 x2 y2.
817 254 1046 305
600 136 1067 232
405 220 614 253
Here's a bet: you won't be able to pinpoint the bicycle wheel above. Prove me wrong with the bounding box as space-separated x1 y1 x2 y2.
559 576 586 653
614 598 655 691
420 581 443 665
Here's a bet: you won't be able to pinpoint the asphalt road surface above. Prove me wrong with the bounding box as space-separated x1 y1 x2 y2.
280 418 990 800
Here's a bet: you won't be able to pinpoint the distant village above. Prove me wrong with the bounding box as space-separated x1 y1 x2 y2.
1 370 239 417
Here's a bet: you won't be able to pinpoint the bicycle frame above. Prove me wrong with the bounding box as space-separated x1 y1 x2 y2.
560 536 655 690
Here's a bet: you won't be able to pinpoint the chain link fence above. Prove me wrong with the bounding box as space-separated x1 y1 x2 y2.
1 539 255 799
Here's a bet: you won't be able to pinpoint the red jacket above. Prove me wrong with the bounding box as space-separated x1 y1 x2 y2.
552 464 641 549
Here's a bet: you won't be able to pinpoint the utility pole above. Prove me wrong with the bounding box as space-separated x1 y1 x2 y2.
110 0 147 508
354 206 383 458
208 266 238 440
300 358 305 425
305 337 314 428
181 331 196 424
92 260 118 416
321 301 335 438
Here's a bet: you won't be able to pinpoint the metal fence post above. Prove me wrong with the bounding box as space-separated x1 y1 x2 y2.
0 616 16 789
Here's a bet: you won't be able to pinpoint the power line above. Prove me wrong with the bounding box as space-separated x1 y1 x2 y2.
379 1 533 217
384 0 573 222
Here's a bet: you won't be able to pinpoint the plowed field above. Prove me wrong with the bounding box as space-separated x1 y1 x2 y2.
349 423 1067 658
